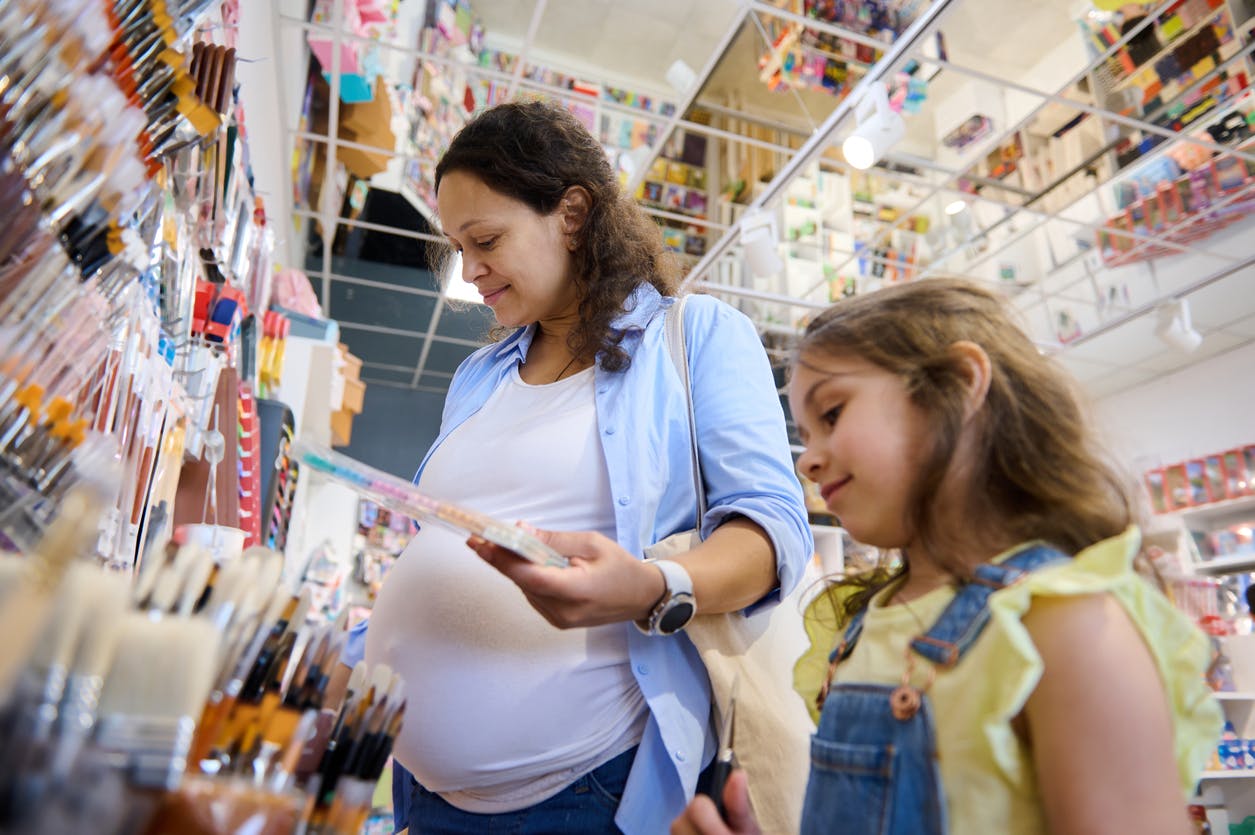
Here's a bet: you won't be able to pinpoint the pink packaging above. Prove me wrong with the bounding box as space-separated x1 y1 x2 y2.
271 268 322 318
358 0 389 24
308 0 363 74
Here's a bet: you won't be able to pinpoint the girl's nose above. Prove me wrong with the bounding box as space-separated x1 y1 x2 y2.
797 446 823 481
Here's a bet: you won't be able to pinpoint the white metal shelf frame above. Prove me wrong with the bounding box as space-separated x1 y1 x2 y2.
272 0 1255 388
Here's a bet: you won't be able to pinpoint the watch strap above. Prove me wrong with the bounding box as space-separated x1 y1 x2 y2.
635 558 696 636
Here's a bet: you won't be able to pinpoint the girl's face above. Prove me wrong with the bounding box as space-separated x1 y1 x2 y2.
789 352 931 551
437 170 582 328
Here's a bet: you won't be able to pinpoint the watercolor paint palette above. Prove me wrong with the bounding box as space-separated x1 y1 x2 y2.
292 440 569 567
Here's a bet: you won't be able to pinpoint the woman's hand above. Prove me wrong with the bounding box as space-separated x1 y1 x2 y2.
466 528 664 629
671 771 761 835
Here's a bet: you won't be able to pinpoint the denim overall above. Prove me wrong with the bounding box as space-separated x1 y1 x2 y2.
801 545 1066 835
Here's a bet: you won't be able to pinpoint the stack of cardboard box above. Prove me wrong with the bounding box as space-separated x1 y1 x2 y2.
337 76 395 179
331 344 365 446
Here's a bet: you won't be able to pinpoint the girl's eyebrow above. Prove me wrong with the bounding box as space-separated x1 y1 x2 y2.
802 373 850 409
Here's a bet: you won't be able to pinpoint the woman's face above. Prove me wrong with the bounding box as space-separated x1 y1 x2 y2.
436 170 581 329
789 351 930 550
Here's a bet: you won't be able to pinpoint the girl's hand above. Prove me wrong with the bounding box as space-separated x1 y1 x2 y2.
466 527 665 628
671 770 761 835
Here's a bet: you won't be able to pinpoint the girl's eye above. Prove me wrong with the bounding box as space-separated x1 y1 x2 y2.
820 405 843 426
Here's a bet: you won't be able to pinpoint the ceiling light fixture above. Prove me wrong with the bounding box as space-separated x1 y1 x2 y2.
841 82 906 171
948 204 975 244
740 209 784 279
1154 298 1202 353
944 199 967 215
619 144 653 178
440 251 484 305
665 59 698 94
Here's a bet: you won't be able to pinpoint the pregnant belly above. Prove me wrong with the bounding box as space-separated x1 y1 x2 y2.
364 526 639 790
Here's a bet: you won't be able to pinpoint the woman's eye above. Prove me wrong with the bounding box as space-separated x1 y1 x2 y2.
476 237 498 250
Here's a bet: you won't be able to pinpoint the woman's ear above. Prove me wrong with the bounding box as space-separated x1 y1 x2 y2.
950 341 992 421
557 186 592 242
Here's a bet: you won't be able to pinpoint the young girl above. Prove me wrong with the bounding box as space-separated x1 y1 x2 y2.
672 278 1221 835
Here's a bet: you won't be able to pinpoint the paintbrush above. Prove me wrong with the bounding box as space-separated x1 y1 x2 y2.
92 612 220 833
0 482 109 704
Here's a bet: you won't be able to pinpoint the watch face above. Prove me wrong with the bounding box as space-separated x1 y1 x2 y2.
659 598 696 634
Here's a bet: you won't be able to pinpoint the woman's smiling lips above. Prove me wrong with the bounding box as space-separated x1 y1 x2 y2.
820 477 851 503
480 285 507 305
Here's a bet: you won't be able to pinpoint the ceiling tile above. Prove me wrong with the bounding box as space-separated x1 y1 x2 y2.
418 372 455 390
423 338 478 375
1055 355 1125 383
1081 366 1159 399
1171 268 1255 331
340 327 423 367
329 255 443 295
329 282 437 332
435 303 495 342
1053 314 1160 368
1137 330 1247 373
360 366 416 385
1223 315 1255 339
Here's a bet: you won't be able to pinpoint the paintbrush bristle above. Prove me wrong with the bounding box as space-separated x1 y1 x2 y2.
97 614 219 720
175 544 213 617
67 570 130 680
368 663 393 702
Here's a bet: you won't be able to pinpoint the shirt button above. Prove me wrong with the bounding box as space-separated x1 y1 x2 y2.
636 664 649 675
604 426 615 435
618 496 630 506
597 386 608 394
675 750 687 762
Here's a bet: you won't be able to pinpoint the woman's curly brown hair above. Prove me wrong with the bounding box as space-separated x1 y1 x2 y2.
433 100 680 372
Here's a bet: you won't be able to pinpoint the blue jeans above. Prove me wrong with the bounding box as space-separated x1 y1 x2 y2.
395 747 636 834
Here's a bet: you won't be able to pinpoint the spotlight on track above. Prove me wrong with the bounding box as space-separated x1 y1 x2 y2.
842 82 906 171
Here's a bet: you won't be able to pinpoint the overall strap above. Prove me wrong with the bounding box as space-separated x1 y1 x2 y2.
828 609 866 665
910 544 1069 668
816 608 867 713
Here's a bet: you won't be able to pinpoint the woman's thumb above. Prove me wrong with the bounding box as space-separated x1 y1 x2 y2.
722 770 761 834
531 527 585 557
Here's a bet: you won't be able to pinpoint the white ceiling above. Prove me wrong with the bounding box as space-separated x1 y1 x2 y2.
265 0 1255 402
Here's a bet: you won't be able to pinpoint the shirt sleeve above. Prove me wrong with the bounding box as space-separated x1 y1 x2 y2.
980 528 1220 796
341 617 369 667
683 295 813 601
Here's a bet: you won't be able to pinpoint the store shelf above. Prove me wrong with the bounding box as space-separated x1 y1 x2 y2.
1109 7 1228 94
1193 551 1255 576
1215 691 1255 701
1176 494 1255 528
1201 770 1255 780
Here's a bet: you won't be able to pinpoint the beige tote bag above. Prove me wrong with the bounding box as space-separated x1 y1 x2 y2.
645 296 814 834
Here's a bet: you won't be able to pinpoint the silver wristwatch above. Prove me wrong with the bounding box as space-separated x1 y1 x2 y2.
635 559 697 636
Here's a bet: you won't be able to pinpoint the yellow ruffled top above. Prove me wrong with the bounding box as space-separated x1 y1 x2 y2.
793 527 1222 835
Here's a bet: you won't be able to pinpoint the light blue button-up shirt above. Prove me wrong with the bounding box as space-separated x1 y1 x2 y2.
345 283 811 834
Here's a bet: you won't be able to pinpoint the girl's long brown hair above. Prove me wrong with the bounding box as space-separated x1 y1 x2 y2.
797 278 1140 622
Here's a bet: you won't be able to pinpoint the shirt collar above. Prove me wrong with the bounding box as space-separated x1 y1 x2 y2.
486 283 669 363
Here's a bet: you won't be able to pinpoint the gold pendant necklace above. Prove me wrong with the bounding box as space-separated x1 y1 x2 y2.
552 355 579 383
888 588 934 721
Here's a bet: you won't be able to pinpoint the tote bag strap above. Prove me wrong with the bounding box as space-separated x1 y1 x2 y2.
664 295 707 521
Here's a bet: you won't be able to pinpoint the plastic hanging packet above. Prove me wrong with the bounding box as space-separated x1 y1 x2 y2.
290 439 569 568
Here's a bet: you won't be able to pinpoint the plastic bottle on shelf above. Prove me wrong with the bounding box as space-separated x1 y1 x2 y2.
1221 721 1243 770
1187 804 1212 835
